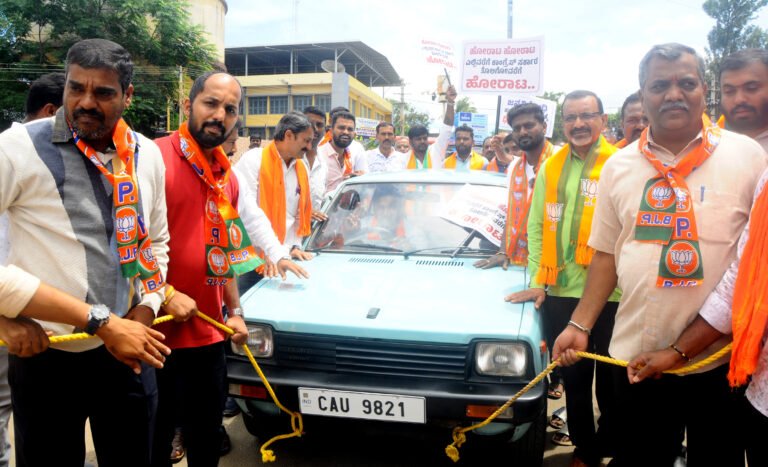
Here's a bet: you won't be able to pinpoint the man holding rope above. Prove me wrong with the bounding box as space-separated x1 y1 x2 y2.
553 43 768 466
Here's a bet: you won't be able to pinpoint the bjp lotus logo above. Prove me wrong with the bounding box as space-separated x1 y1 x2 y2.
647 181 675 210
139 244 159 271
674 188 690 212
229 223 242 249
514 176 523 185
666 241 699 276
208 247 229 275
115 207 137 243
580 179 598 206
546 202 564 229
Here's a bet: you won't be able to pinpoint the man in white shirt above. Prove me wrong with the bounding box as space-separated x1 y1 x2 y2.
301 105 329 219
362 122 406 173
236 111 316 261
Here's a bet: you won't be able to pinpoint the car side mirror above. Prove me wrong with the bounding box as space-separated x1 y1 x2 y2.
338 190 361 211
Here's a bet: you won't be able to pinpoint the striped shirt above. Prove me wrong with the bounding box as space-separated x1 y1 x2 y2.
0 109 169 352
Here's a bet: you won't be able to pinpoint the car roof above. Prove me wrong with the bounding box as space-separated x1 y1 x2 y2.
340 169 508 188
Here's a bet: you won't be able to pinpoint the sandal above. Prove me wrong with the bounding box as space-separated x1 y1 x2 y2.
170 428 185 464
552 423 572 446
548 381 564 399
549 406 567 429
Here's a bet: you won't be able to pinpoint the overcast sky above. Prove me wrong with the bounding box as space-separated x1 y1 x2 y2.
225 0 768 120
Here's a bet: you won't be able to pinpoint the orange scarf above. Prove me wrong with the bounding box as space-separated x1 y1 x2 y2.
506 141 554 264
729 177 768 386
486 156 510 173
407 150 432 169
634 114 720 287
258 141 312 244
177 122 263 285
69 118 164 293
537 136 616 286
614 138 628 149
444 151 484 170
717 114 725 128
318 130 332 146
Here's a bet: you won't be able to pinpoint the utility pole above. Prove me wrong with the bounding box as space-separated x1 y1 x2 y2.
399 82 405 136
507 0 513 39
178 66 184 126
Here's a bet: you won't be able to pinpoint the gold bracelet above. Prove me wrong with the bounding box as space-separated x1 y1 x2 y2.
162 285 176 307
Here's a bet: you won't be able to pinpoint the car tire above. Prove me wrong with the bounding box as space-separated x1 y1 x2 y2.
506 408 546 466
241 410 291 442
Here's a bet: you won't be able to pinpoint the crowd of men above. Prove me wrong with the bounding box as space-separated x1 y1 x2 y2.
0 36 767 467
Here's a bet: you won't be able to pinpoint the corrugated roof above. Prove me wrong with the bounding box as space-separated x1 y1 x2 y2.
225 41 401 87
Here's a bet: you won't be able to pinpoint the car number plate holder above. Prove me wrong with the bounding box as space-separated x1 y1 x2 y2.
298 387 426 424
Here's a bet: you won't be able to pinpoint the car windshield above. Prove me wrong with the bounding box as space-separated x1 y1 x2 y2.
307 181 508 256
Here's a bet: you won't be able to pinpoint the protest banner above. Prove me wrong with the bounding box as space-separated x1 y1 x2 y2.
420 38 457 71
355 117 380 138
440 184 507 247
498 94 557 138
451 112 488 146
461 36 544 95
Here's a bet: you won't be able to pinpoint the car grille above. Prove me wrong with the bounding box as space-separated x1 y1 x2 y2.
274 332 469 380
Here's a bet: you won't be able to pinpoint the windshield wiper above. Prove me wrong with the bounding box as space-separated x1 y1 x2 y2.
402 246 457 259
311 242 403 254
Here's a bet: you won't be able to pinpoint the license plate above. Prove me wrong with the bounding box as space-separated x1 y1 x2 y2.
298 387 426 424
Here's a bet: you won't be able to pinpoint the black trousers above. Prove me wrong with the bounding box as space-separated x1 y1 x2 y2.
608 363 744 467
743 394 768 466
9 346 152 467
543 295 618 467
152 341 227 467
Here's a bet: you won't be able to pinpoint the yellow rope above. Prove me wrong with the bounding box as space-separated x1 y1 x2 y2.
445 343 733 462
0 311 301 463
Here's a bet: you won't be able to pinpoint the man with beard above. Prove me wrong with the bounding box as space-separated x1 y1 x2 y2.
717 48 768 151
236 111 316 265
152 71 298 465
0 38 171 466
443 124 487 170
363 122 405 173
405 85 456 169
554 43 768 466
614 93 648 149
509 91 621 467
301 106 329 221
319 110 362 193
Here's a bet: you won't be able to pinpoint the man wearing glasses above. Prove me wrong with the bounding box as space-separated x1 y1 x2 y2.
508 90 621 467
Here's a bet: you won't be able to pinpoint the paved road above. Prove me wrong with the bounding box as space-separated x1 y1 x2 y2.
9 396 578 466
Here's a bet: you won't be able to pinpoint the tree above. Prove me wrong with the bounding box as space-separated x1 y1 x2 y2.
388 98 430 136
0 0 218 133
703 0 768 114
454 97 476 114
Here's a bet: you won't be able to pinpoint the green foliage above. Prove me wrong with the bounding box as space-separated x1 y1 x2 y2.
454 97 476 114
388 98 430 136
703 0 768 114
0 0 217 132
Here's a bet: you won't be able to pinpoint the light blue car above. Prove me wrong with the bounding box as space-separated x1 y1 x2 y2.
227 170 548 464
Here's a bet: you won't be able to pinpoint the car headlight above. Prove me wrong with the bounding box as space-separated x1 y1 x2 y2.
475 342 527 377
231 325 273 358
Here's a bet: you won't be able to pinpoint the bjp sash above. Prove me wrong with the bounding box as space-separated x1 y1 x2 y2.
318 130 332 146
407 150 432 169
258 141 312 245
68 118 164 293
537 136 615 286
486 157 509 173
634 114 720 288
506 141 554 264
444 151 484 170
717 114 725 128
614 138 628 149
729 176 768 386
177 122 263 285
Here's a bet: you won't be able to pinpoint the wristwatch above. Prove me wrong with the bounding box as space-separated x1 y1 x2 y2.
228 307 244 319
85 304 111 335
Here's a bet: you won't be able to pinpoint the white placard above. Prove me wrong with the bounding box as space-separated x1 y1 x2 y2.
498 94 557 138
355 117 380 138
461 36 544 94
440 184 507 247
419 38 457 71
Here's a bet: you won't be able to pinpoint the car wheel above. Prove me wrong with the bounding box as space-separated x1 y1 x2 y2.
505 408 546 466
241 410 292 442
